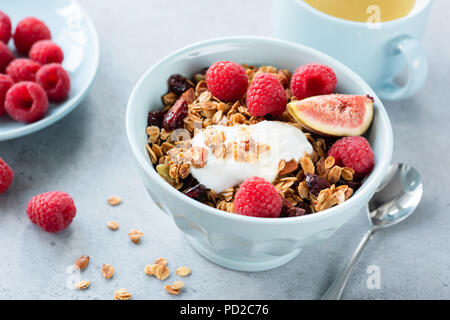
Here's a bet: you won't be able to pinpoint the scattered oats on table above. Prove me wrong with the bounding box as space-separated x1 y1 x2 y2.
154 257 168 266
107 196 122 206
114 288 132 300
74 255 90 270
128 229 144 243
176 266 191 277
74 280 91 290
101 264 115 279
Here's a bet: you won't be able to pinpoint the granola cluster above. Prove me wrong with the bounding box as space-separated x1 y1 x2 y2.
145 65 362 217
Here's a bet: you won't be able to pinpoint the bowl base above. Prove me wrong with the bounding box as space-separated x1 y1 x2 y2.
187 236 302 272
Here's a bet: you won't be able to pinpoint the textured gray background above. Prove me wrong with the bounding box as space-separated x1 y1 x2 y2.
0 0 449 300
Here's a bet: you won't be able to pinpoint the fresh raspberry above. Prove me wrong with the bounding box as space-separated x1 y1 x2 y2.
290 63 337 100
246 73 287 116
0 41 13 73
36 63 71 102
0 157 14 194
206 61 248 101
29 40 64 64
26 191 77 233
328 136 374 179
0 11 11 44
13 17 51 54
4 81 48 123
0 74 14 116
6 58 41 82
234 177 282 218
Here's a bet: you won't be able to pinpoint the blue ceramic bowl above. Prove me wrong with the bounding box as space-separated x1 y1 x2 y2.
126 37 393 271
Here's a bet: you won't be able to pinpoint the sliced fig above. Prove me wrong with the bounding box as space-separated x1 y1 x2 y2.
287 94 373 136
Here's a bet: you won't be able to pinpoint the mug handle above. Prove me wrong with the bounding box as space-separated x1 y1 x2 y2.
377 36 428 101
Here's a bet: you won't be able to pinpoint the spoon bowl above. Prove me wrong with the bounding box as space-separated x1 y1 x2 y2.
368 163 423 229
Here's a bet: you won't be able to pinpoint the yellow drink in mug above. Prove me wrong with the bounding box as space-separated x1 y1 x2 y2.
303 0 416 22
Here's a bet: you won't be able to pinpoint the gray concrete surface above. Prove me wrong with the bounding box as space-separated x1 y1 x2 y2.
1 0 449 300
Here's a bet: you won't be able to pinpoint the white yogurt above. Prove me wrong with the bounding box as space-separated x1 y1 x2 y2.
190 121 313 193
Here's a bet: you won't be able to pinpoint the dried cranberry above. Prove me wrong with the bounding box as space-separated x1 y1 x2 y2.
286 207 306 217
337 179 362 191
162 98 188 131
305 174 330 196
297 201 312 215
184 183 207 201
280 199 307 218
147 111 165 127
168 74 193 95
280 198 294 217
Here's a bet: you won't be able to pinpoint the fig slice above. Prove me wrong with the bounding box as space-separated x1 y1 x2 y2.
287 94 374 136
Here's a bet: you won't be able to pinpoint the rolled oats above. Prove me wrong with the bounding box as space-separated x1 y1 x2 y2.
75 280 90 290
74 255 89 270
114 288 131 300
106 221 119 230
165 281 184 295
107 196 122 206
176 266 191 277
128 229 144 244
102 264 114 279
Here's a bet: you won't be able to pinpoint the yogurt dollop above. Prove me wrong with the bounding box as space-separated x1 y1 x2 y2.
189 121 313 193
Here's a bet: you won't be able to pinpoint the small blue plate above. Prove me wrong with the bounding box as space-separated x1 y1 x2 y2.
0 0 99 141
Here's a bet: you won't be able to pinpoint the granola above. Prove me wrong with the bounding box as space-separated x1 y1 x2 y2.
145 64 367 217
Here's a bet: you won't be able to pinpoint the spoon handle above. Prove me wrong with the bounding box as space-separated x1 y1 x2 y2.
321 229 374 300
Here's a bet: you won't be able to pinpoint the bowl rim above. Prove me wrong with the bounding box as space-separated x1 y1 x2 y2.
126 36 393 225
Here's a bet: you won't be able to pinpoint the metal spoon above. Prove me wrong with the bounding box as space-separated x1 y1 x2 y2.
321 163 423 300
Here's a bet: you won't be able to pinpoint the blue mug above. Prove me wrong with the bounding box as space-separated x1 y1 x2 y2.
273 0 432 100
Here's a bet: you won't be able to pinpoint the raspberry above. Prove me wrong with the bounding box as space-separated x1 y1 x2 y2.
0 41 13 73
26 191 76 233
305 174 330 196
0 11 11 44
4 81 48 123
36 63 71 102
162 98 188 131
206 61 248 101
290 63 337 100
13 17 51 54
0 157 14 194
0 74 14 116
234 177 282 218
29 40 64 64
246 73 287 116
6 58 41 82
328 136 374 179
168 74 193 95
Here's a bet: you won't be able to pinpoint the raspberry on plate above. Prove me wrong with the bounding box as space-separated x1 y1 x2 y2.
14 17 51 54
36 63 71 102
0 41 14 73
6 58 41 82
206 61 248 101
0 157 14 194
290 63 337 100
4 81 48 123
26 191 77 233
246 72 287 117
29 40 64 65
234 176 282 218
328 136 374 179
0 11 12 44
0 74 14 116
